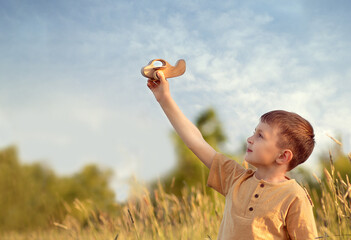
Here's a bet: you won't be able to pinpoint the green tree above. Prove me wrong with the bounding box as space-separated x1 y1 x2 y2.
58 164 116 212
0 145 117 232
0 146 57 231
319 142 351 183
149 107 240 198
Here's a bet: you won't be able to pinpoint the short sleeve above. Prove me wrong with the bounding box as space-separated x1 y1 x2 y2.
206 152 246 196
286 193 318 239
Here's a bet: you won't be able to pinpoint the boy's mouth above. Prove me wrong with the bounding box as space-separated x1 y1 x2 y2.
247 148 253 153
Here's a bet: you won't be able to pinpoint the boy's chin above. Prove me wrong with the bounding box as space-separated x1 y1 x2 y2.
244 154 252 163
244 157 258 168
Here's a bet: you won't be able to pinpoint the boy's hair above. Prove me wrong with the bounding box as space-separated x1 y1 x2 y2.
260 110 315 171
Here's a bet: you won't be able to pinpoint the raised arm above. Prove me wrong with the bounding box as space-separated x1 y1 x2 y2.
147 71 216 169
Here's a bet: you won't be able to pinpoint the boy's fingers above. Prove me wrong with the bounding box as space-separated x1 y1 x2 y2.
147 79 155 89
147 79 160 88
156 71 166 82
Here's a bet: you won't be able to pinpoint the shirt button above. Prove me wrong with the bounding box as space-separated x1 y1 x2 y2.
260 183 264 188
249 207 253 211
255 194 259 198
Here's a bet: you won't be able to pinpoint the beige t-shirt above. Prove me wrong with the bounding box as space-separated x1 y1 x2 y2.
207 152 318 240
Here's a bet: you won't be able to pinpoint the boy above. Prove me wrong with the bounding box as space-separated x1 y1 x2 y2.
147 71 318 239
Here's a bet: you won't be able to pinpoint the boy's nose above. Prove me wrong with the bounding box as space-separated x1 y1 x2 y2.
247 136 253 144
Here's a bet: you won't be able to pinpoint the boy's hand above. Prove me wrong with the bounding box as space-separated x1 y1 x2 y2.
147 71 170 102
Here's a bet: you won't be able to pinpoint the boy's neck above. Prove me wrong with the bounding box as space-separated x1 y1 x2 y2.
254 167 289 183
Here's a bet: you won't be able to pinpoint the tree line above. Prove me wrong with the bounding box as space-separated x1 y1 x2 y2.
0 146 116 232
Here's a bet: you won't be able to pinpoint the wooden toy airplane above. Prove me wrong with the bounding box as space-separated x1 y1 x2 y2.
141 59 186 80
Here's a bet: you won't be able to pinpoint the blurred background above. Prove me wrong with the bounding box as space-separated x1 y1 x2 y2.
0 0 351 234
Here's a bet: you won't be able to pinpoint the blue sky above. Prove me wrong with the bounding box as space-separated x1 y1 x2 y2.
1 0 351 202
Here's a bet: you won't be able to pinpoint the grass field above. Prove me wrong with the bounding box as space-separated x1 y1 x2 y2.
1 157 350 240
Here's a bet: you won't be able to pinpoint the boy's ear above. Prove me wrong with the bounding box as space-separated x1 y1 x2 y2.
276 149 293 165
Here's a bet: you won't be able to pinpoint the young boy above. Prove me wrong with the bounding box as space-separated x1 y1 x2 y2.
147 71 318 239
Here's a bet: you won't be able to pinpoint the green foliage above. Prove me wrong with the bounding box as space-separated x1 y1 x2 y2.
196 108 226 146
58 164 115 212
0 146 55 231
0 146 116 232
319 145 351 183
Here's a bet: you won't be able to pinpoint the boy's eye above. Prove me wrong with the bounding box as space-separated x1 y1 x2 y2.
253 130 263 138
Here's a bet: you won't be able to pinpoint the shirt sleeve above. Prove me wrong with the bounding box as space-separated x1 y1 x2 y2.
206 152 246 196
286 193 318 239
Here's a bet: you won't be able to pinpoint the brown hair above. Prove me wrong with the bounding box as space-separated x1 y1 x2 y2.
260 110 315 171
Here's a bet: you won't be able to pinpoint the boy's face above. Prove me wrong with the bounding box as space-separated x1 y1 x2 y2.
245 121 282 168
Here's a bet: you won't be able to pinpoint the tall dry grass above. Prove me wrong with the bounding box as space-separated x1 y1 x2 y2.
310 152 351 239
2 155 351 240
2 181 225 240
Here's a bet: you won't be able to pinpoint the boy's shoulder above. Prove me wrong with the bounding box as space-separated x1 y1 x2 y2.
293 180 314 207
280 179 314 207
